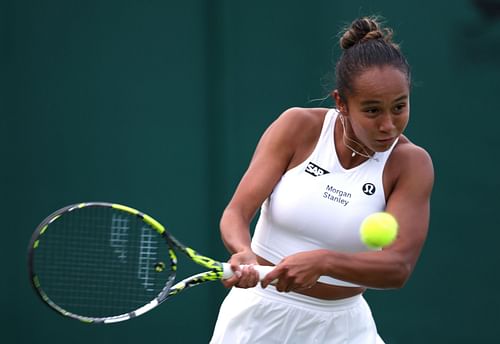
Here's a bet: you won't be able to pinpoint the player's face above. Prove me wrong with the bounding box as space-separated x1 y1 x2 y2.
342 65 410 153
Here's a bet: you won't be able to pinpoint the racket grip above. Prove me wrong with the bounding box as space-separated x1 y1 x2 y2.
222 263 274 281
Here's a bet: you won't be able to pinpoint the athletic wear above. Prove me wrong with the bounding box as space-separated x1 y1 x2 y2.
211 108 398 343
210 285 385 344
251 108 398 286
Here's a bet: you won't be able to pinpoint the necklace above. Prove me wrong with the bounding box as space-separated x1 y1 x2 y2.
339 114 373 159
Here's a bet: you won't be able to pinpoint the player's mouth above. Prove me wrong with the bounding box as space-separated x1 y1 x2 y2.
375 137 395 144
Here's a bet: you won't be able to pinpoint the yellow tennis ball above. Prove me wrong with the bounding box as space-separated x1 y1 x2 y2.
360 212 398 248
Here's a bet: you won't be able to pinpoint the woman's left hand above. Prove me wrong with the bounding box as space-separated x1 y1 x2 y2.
261 250 326 292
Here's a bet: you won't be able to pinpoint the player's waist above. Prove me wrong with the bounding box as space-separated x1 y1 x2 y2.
252 243 362 287
255 255 366 300
250 283 364 311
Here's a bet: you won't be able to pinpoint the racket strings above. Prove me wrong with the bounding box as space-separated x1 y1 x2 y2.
33 206 173 318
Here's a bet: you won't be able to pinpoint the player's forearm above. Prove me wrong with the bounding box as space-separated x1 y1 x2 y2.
219 207 253 254
320 249 413 289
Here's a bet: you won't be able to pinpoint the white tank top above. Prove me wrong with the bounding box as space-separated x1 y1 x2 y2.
251 108 398 286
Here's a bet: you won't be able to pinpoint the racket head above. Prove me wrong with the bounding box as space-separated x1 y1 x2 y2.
28 202 177 323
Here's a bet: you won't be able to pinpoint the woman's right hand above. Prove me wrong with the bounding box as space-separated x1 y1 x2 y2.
222 249 261 289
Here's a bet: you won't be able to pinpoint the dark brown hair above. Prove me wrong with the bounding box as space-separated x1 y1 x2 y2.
335 17 411 101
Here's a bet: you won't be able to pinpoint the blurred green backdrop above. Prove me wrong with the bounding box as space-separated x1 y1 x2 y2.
2 0 499 343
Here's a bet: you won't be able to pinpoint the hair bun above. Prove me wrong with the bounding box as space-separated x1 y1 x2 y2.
340 17 393 50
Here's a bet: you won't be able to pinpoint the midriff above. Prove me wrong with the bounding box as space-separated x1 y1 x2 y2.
257 256 366 300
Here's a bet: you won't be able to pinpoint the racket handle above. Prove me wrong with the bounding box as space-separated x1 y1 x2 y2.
222 263 274 280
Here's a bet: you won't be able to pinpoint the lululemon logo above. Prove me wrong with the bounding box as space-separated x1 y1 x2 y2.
362 183 376 195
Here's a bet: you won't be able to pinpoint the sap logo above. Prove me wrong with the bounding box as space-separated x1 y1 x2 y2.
305 162 330 177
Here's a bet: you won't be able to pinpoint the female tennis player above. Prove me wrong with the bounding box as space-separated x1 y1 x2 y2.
210 16 434 343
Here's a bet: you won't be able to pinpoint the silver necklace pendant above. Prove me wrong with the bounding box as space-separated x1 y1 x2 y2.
339 113 372 160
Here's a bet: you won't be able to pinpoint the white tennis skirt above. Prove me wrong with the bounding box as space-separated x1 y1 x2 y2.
210 285 384 344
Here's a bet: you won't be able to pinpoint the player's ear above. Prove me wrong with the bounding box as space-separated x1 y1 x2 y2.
332 90 348 115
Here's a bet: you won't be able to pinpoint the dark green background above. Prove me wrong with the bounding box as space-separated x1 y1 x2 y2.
2 0 499 343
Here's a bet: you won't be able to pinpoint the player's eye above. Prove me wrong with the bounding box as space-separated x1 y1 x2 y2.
392 103 407 114
363 108 380 116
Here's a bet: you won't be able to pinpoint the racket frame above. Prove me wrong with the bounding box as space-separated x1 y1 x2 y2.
28 202 226 324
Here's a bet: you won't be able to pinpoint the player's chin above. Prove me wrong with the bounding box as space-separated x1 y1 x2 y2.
372 138 397 152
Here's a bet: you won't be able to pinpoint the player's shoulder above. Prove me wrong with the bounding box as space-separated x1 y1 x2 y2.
272 107 328 135
391 136 434 179
394 136 432 162
255 107 330 163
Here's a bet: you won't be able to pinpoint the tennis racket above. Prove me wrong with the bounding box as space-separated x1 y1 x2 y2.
28 202 273 324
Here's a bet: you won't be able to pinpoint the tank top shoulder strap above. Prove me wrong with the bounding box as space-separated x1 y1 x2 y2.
372 136 400 163
307 108 339 169
283 108 339 177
